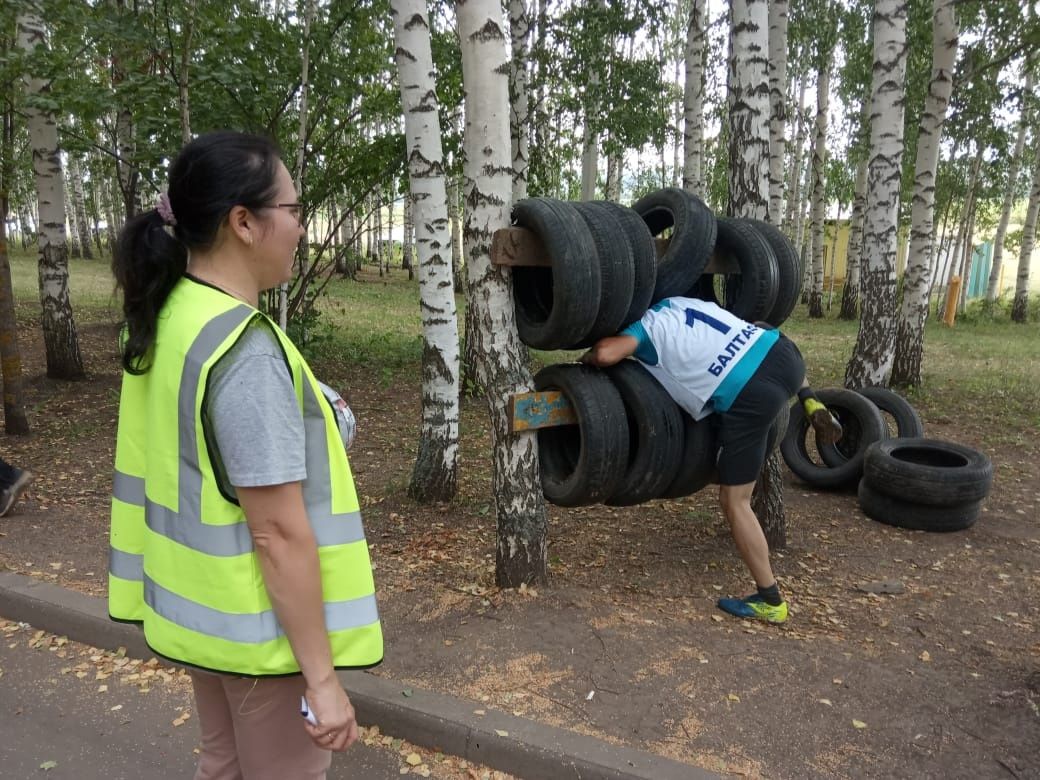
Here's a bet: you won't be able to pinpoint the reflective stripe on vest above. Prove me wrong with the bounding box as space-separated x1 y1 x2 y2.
108 281 381 669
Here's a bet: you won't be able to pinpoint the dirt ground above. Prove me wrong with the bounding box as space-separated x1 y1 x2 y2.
0 316 1038 780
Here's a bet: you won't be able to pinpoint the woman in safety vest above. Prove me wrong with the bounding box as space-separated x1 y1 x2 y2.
583 297 841 625
110 131 382 779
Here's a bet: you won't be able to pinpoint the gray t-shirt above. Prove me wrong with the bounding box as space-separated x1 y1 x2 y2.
203 319 306 496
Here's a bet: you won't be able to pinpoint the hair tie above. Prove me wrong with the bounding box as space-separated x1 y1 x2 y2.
156 192 177 226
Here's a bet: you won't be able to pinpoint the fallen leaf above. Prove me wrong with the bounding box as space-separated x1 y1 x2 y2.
473 710 485 716
402 688 413 698
919 651 931 662
585 690 595 701
110 705 123 711
727 693 740 702
818 699 832 706
405 753 422 766
40 761 58 771
494 729 509 737
852 720 867 729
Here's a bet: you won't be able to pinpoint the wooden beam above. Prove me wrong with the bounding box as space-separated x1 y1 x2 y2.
491 227 552 267
509 390 577 433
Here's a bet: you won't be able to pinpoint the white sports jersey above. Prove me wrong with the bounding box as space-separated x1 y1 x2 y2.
632 297 777 420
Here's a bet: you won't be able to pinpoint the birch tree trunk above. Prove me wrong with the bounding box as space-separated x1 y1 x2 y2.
457 0 547 587
808 66 830 319
177 0 196 144
682 0 706 196
508 0 530 203
17 12 85 380
1011 150 1040 323
839 157 869 320
0 108 29 434
845 0 908 388
70 156 93 260
392 0 460 503
767 0 789 224
281 0 314 330
891 0 958 387
986 71 1033 302
727 0 783 548
448 174 464 292
783 76 807 234
64 175 81 259
727 0 770 219
580 108 599 200
401 194 414 281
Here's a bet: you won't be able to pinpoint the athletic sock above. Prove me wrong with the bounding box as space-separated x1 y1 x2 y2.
757 582 783 606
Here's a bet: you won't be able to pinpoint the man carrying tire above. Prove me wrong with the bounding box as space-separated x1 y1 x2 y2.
582 297 841 624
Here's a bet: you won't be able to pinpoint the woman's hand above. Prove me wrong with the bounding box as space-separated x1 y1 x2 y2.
303 673 359 751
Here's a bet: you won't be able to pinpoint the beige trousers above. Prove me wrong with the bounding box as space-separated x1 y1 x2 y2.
190 670 332 780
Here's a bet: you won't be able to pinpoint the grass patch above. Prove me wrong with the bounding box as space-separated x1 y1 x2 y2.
6 246 1038 437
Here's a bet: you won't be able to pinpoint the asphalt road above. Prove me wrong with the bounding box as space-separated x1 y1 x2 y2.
0 624 426 780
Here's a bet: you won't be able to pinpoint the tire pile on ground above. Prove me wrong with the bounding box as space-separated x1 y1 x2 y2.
780 387 994 531
511 189 798 507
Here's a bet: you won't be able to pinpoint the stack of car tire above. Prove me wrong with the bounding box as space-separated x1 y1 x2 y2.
780 386 994 531
511 188 799 507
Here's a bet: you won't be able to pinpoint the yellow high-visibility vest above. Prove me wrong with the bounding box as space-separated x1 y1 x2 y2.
108 277 382 675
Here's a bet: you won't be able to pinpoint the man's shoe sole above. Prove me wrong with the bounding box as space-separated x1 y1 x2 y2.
810 409 843 446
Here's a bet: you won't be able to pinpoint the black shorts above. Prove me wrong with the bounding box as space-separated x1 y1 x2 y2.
715 335 805 485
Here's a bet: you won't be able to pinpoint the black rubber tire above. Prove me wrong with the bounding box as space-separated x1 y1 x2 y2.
741 218 801 326
862 437 993 507
632 188 716 302
512 198 600 350
533 364 629 507
658 412 717 499
780 388 887 490
857 386 924 439
690 217 778 322
606 203 657 328
820 386 924 466
858 481 981 532
571 202 636 347
603 360 684 506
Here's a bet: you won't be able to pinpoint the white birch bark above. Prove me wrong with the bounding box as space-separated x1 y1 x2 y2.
401 193 414 279
580 105 599 200
808 66 830 318
845 0 908 388
682 0 706 196
508 0 531 202
839 157 869 320
17 11 84 380
987 70 1033 302
70 156 93 260
280 0 314 330
727 0 770 219
64 174 81 259
457 0 547 587
767 0 789 224
392 0 460 502
892 0 957 387
784 75 807 234
1011 148 1040 323
726 0 783 544
672 54 682 188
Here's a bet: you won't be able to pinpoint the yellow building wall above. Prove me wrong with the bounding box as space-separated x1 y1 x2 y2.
820 220 1039 294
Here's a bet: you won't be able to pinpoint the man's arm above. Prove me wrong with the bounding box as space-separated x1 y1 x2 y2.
581 335 639 367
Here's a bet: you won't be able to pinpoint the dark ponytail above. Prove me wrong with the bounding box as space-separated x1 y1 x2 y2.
112 131 283 373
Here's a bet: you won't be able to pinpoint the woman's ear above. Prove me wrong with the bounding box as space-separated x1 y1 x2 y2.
227 205 254 247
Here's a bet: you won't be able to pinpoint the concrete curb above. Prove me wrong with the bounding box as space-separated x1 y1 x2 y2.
0 571 715 780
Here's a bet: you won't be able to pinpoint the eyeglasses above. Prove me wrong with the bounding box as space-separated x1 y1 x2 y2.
266 202 304 224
